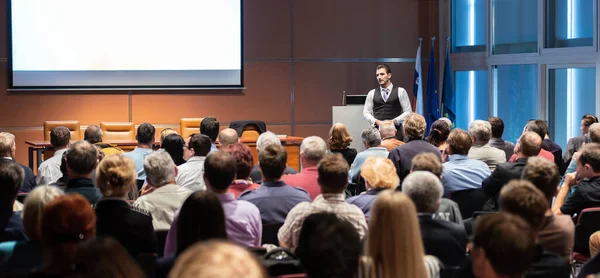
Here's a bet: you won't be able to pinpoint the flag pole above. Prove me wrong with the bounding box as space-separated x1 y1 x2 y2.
431 36 436 48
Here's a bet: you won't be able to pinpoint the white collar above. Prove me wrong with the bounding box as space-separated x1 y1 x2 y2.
380 83 393 92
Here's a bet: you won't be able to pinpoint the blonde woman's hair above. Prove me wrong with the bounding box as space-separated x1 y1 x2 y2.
22 185 64 242
328 123 353 149
360 157 399 189
96 155 137 197
159 128 178 144
361 190 428 278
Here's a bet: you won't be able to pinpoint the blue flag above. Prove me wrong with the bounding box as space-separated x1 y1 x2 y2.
426 45 439 135
442 44 455 125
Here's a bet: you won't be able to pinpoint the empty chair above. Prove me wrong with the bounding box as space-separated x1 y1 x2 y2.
229 121 267 138
100 122 136 141
180 118 204 138
43 121 81 141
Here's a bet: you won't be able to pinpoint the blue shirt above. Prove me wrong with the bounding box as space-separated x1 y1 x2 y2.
238 180 311 224
346 188 386 217
442 154 491 195
349 147 389 182
210 143 218 153
122 147 153 181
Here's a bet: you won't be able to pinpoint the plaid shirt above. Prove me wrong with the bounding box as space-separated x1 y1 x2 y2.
277 193 368 251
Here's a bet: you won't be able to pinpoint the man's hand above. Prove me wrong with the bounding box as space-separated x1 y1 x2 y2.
139 183 155 196
564 172 582 188
375 120 383 127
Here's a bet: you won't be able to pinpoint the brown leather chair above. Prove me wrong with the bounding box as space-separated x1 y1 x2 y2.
240 125 262 139
180 118 203 138
43 121 81 141
100 122 136 142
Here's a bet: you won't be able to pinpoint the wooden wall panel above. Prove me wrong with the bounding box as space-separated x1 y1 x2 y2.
293 124 332 142
244 0 291 59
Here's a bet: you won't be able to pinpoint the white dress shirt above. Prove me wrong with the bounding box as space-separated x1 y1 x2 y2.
176 156 207 191
36 149 67 185
133 183 193 230
362 83 413 126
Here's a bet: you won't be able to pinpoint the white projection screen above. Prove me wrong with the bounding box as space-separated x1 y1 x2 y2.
8 0 243 89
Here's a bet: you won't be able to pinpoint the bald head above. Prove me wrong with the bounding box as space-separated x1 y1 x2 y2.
84 125 103 144
218 128 239 148
519 131 542 157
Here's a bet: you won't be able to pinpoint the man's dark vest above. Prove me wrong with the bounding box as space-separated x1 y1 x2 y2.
373 87 402 121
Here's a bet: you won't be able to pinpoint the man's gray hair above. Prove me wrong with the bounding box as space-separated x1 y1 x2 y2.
361 128 381 148
402 171 443 213
144 151 175 187
590 123 600 143
300 136 327 163
378 120 397 138
0 132 16 157
440 117 452 127
469 120 492 143
256 131 281 153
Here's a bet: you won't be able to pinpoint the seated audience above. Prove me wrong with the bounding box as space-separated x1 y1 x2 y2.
169 240 266 278
84 125 124 156
240 144 310 225
134 151 192 230
580 231 600 277
249 131 297 183
160 133 185 166
488 117 515 162
218 128 239 149
388 113 442 181
553 143 600 217
296 213 361 278
346 157 398 217
509 120 555 163
482 131 542 211
200 116 219 153
49 153 69 190
442 128 491 195
278 154 367 251
378 120 404 151
522 157 574 261
360 190 440 278
426 119 451 152
0 161 28 243
223 143 260 198
282 136 327 199
176 134 211 191
94 155 156 256
123 123 155 188
536 120 565 173
37 126 70 185
159 128 178 145
72 237 144 278
403 171 468 267
467 120 506 171
35 194 96 277
328 123 358 165
0 132 36 192
65 141 102 204
563 122 600 177
349 128 389 183
564 114 598 166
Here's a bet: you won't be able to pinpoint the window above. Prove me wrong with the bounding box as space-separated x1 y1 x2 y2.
545 0 594 48
454 70 489 130
452 0 486 53
492 0 538 54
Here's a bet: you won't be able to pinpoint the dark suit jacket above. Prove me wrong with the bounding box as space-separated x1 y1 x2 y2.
543 139 565 174
418 214 468 267
481 157 528 211
387 139 441 182
0 158 36 193
95 199 157 256
249 164 297 184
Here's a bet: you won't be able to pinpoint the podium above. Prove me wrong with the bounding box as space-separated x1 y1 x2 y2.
332 95 372 153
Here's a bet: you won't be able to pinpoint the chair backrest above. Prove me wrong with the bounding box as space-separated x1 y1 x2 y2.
449 188 488 220
229 121 267 138
241 125 262 138
134 252 157 278
180 118 204 139
43 121 81 141
262 223 284 245
574 207 600 255
100 122 136 141
155 229 169 257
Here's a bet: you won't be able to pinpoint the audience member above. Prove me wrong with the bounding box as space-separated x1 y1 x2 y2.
427 119 451 151
65 141 102 204
0 186 63 276
563 122 600 177
240 144 311 225
509 120 555 163
296 213 361 278
218 128 239 149
328 123 358 166
488 117 515 162
442 128 491 195
36 194 96 277
177 133 211 191
84 125 124 156
160 133 185 166
222 143 260 198
72 237 144 278
0 132 36 192
564 114 598 166
535 120 565 173
349 128 389 183
522 157 574 260
200 116 219 153
37 126 70 185
94 155 157 256
123 123 155 188
134 151 192 230
482 131 542 211
360 190 440 278
378 120 404 151
467 120 506 171
282 136 328 199
346 157 398 217
278 154 367 251
0 160 27 242
403 171 468 267
388 113 442 181
580 231 600 277
49 152 69 189
248 131 297 183
169 240 266 278
159 128 178 145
